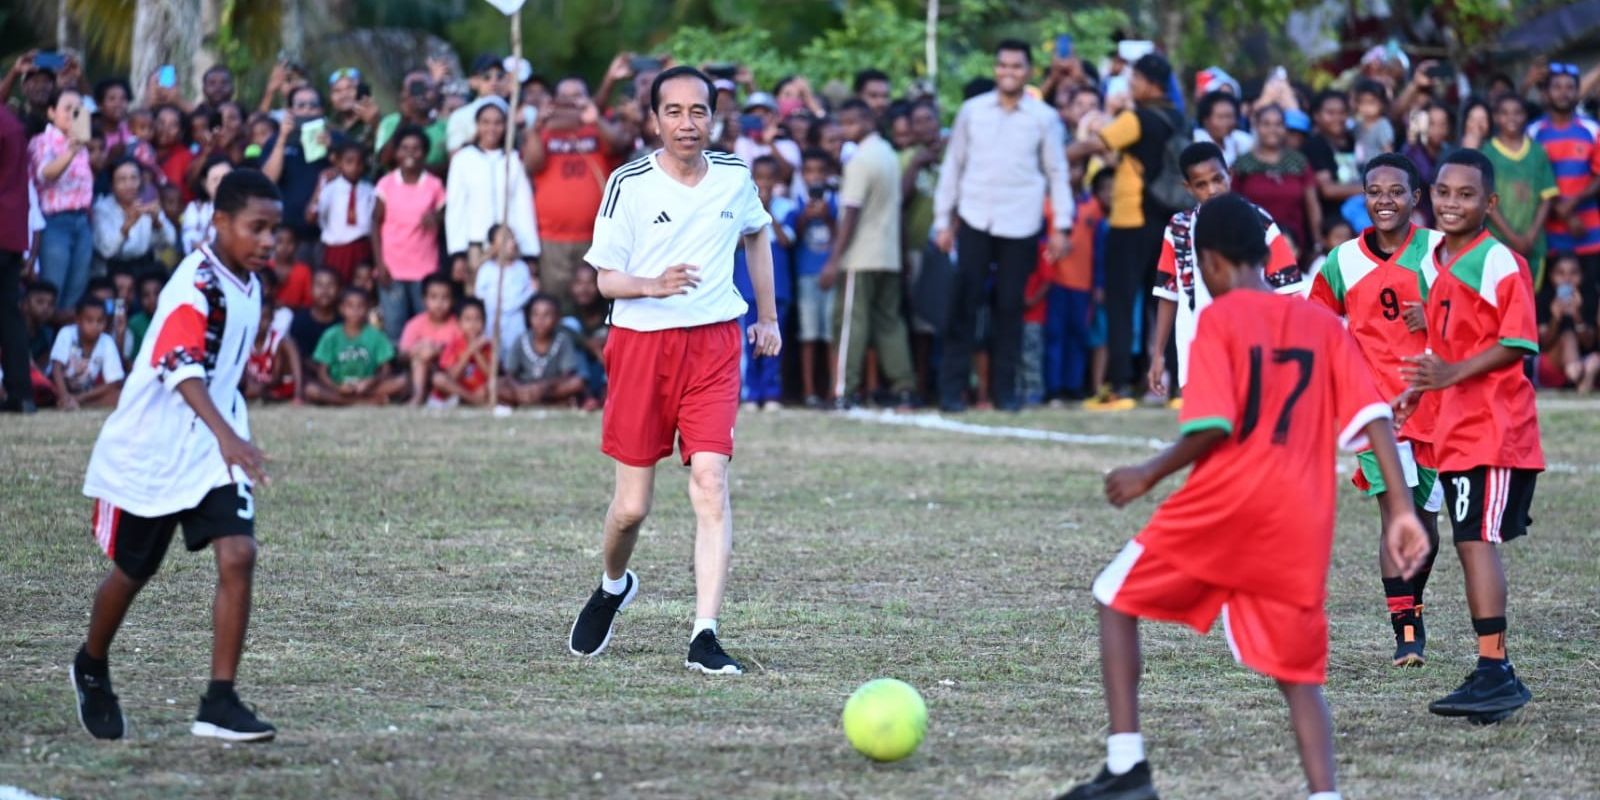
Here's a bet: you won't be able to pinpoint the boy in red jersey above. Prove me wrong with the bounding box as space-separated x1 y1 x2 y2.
1306 152 1445 667
1401 148 1543 723
1057 194 1429 800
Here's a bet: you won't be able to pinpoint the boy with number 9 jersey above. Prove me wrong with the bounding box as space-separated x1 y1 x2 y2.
71 170 282 743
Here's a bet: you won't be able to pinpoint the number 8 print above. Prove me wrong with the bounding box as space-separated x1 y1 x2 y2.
1452 476 1471 522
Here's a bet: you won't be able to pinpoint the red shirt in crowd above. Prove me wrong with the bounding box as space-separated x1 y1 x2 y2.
532 123 617 244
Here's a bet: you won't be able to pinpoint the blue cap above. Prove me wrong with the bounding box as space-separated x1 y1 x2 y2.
1284 108 1312 133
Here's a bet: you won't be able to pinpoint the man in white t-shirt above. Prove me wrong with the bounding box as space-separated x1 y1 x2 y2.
70 170 279 744
567 67 781 676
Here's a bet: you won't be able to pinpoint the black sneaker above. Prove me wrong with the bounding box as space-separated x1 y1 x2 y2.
1392 612 1426 667
192 690 276 742
568 570 638 656
685 629 743 675
1428 662 1532 718
1057 761 1159 800
70 650 125 741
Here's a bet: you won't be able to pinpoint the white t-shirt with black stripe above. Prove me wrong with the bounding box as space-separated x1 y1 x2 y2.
586 150 771 332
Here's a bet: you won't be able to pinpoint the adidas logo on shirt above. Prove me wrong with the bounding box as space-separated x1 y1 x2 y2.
653 211 672 224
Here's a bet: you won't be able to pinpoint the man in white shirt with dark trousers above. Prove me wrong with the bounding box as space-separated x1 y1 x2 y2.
934 39 1074 413
567 66 781 676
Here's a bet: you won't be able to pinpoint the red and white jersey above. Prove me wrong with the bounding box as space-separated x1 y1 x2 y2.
1136 290 1389 607
1154 200 1302 387
1420 231 1544 472
1306 226 1444 444
83 245 262 517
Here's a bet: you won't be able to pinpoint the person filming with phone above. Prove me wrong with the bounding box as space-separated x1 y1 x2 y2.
29 87 96 315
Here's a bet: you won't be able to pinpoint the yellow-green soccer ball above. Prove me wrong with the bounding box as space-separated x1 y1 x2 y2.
842 678 927 762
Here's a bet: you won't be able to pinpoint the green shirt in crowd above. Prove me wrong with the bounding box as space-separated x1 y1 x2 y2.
313 324 395 385
1482 136 1559 289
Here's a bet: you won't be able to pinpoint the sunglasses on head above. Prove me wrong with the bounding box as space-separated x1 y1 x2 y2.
328 67 362 85
1549 63 1580 77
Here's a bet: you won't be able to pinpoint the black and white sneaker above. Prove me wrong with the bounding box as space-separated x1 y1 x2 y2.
568 570 638 656
1056 761 1159 800
70 649 125 741
685 629 743 675
192 690 276 742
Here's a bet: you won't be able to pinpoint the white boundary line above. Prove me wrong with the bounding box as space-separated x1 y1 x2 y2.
841 409 1596 475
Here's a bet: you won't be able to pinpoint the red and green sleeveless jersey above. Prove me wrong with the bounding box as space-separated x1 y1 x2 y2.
1421 231 1544 472
1308 225 1443 445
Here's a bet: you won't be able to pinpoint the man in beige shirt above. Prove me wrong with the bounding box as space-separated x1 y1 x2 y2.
819 99 915 409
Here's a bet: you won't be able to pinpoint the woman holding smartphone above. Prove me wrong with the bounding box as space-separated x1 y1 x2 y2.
28 87 95 313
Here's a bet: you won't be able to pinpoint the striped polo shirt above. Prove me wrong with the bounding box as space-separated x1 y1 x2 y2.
1529 116 1600 255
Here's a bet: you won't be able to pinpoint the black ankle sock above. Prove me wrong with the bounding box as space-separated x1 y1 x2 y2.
1382 577 1416 622
76 644 108 673
206 680 236 700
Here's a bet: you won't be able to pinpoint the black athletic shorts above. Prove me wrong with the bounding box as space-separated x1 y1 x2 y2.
1441 468 1536 544
90 484 256 580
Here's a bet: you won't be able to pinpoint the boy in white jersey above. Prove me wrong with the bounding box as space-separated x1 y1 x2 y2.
1147 142 1303 402
71 170 281 743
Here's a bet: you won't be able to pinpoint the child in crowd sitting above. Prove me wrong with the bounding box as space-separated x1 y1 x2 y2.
474 224 537 363
312 142 376 284
502 295 586 408
306 288 407 406
126 273 165 357
50 299 126 410
271 225 314 309
1537 252 1599 393
156 184 186 268
82 277 135 365
561 264 609 401
400 275 466 407
430 298 494 407
289 268 342 362
25 281 59 369
244 273 303 404
789 148 840 407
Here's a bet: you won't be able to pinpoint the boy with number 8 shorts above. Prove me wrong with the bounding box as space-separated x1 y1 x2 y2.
1401 149 1543 723
1057 194 1429 800
1306 152 1446 667
70 170 282 743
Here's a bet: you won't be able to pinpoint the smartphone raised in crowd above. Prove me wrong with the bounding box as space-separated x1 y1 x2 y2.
1055 35 1073 59
158 65 177 89
34 51 66 72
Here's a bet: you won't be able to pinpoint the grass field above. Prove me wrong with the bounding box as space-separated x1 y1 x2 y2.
2 402 1597 799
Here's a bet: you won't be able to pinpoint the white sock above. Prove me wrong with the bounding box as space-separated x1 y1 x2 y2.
601 571 628 595
1308 792 1341 800
1106 732 1145 775
692 618 717 640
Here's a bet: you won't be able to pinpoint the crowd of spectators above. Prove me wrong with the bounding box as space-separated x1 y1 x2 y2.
2 35 1600 415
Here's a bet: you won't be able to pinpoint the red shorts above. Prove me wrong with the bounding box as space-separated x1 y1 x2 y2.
1092 541 1329 685
601 320 741 467
321 238 373 284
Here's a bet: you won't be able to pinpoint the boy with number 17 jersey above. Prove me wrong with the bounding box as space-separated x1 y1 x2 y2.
1059 194 1427 800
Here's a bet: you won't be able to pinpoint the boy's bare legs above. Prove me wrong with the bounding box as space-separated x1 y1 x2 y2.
801 341 818 399
603 463 656 581
408 356 432 406
210 535 257 682
304 381 355 406
85 567 147 660
1098 602 1141 735
1278 682 1336 795
1457 541 1507 622
687 452 732 621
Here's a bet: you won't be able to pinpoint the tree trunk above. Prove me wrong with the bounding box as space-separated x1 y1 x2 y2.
131 0 198 106
280 0 304 61
192 0 220 100
56 0 81 51
1157 0 1185 80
